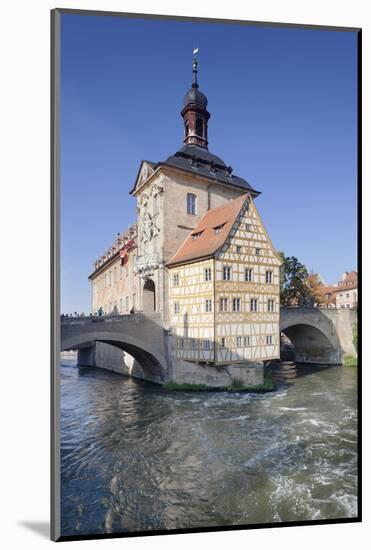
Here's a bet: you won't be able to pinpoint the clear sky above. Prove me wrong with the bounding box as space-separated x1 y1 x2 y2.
60 13 358 314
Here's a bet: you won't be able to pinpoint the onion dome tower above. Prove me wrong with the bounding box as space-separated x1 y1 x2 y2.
181 54 210 149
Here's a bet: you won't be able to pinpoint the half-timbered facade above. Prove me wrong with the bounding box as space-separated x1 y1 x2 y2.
167 194 281 365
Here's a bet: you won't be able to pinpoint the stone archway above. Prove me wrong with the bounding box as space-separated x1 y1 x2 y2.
280 323 341 365
143 278 156 313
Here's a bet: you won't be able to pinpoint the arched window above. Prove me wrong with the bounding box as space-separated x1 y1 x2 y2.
196 118 203 137
187 193 197 215
184 121 189 137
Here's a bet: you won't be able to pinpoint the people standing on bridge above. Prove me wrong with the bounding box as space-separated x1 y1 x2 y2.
98 306 104 316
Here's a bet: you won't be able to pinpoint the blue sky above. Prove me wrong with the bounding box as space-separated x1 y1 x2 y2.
60 13 358 313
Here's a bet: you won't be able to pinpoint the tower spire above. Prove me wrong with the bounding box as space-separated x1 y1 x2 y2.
181 48 210 149
192 48 199 87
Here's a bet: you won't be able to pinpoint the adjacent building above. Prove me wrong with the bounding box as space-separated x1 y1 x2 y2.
334 271 358 309
88 56 282 366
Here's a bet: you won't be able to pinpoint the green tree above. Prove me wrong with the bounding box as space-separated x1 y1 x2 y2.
278 252 311 306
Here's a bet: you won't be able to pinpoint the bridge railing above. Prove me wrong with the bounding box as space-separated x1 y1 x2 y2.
60 312 162 326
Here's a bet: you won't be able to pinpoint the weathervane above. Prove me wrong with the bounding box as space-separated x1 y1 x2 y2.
192 47 199 87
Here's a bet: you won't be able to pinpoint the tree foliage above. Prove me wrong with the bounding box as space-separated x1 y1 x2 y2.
278 252 325 307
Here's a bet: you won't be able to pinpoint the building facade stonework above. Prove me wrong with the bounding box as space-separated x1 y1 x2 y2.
88 58 282 369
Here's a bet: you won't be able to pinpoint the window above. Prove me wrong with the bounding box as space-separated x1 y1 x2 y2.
153 194 159 215
204 267 212 281
256 248 261 256
266 335 273 345
221 337 226 348
346 304 350 308
187 193 197 215
180 338 184 348
245 268 253 282
220 297 228 312
246 223 252 232
237 336 243 347
204 340 211 350
236 245 242 254
244 336 250 347
173 273 179 286
266 271 273 284
174 302 180 314
223 266 231 280
346 293 349 298
192 231 202 240
196 118 203 136
268 299 275 312
205 299 212 312
250 298 258 312
232 298 241 312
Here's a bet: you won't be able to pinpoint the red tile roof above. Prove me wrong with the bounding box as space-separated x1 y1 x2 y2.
166 194 249 267
334 271 358 292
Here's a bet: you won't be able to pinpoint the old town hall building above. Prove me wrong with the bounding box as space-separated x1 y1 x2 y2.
89 57 282 366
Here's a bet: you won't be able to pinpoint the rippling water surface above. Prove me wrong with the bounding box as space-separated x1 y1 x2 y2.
60 360 358 536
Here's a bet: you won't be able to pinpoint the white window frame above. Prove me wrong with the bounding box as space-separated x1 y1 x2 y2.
220 297 228 312
232 297 241 312
245 268 253 282
250 298 258 312
187 193 197 215
205 299 212 312
204 267 212 282
266 270 273 284
223 266 231 281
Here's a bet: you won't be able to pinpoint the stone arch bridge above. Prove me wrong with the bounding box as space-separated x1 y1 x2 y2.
61 308 357 385
61 313 170 384
280 307 357 365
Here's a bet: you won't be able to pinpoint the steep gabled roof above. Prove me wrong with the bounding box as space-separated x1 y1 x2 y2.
334 271 358 292
166 194 249 267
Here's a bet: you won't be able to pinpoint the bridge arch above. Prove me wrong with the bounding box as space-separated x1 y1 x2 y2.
280 308 342 365
61 316 168 384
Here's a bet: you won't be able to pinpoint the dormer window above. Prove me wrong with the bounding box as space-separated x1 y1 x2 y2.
187 193 197 215
192 231 203 241
214 223 225 235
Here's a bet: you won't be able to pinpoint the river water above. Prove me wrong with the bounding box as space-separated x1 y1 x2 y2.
60 359 358 536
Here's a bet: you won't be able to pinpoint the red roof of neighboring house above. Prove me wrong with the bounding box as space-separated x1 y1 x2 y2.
334 271 358 292
166 194 249 267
